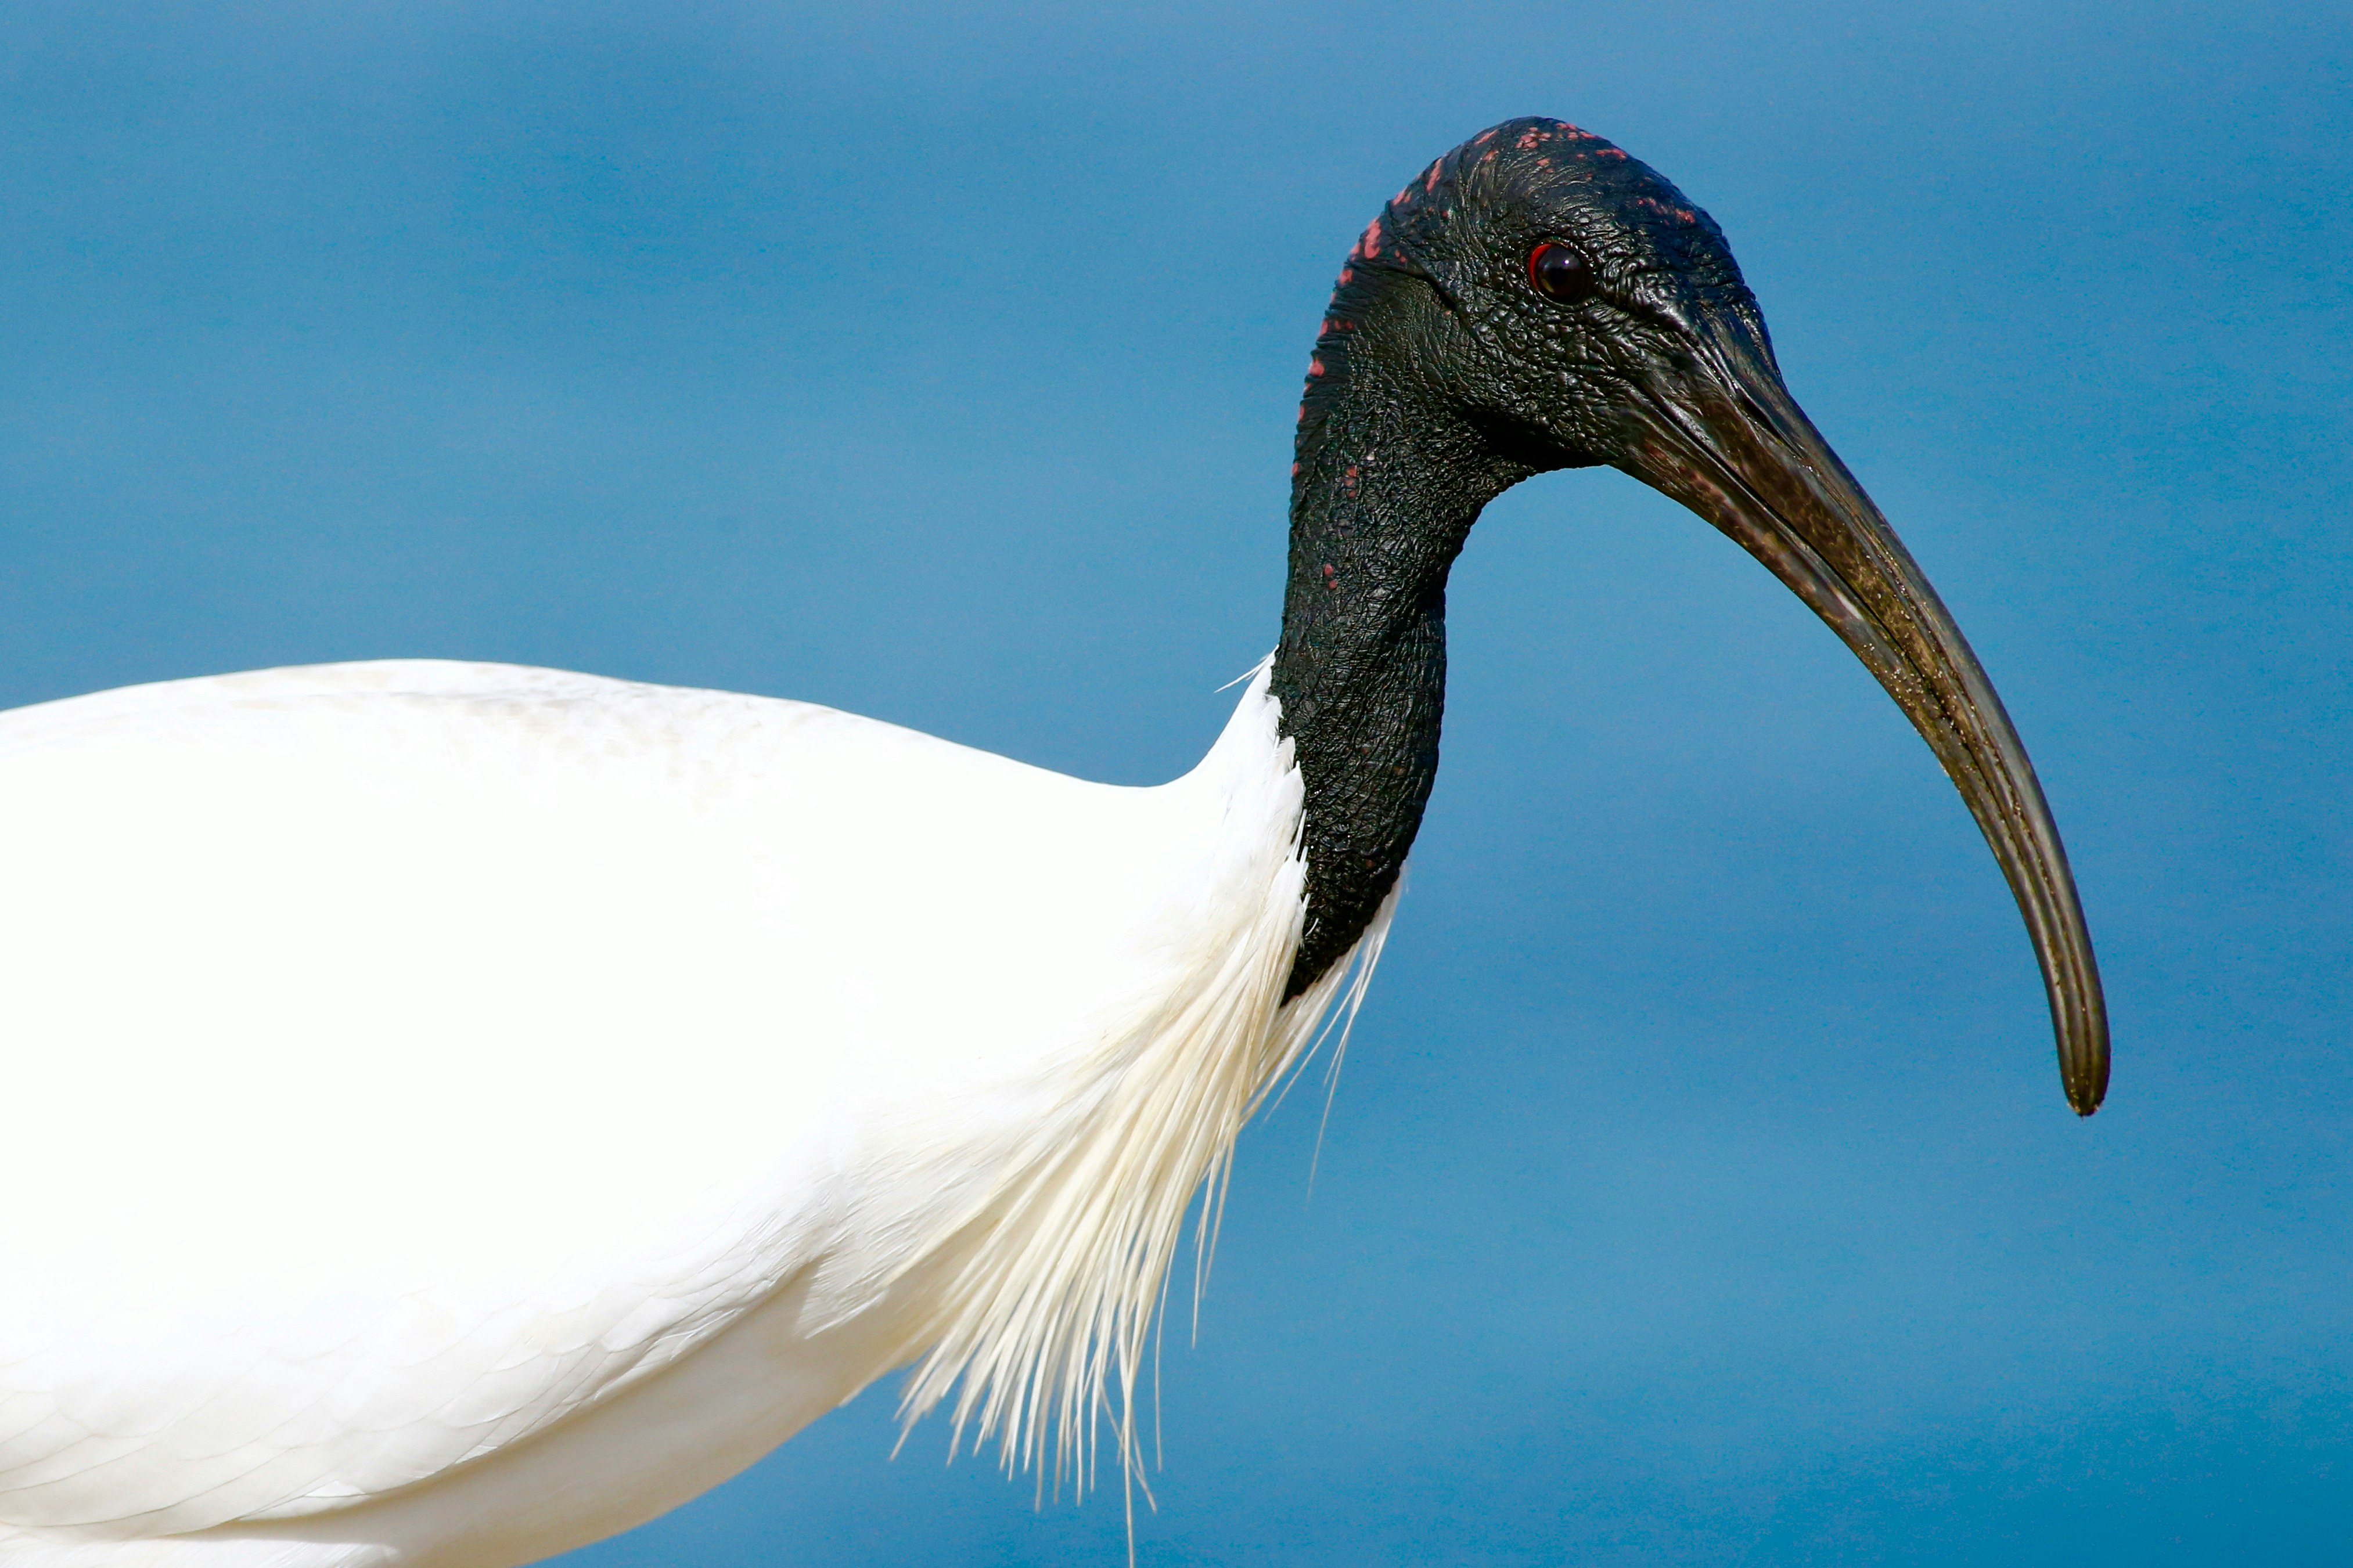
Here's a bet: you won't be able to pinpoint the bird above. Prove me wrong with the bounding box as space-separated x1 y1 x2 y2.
0 118 2108 1568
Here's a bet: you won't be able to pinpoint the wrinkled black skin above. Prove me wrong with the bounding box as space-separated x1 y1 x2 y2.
1274 118 1766 996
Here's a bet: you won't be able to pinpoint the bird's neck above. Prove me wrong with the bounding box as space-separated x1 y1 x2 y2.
1271 270 1535 994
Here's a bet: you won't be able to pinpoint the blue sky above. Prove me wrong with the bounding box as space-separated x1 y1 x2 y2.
3 3 2348 1563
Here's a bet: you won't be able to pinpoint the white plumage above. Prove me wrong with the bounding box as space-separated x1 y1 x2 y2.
0 658 1387 1568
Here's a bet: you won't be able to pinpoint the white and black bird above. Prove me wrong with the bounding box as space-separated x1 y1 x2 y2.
0 119 2107 1568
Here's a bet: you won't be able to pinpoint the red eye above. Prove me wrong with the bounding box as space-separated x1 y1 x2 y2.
1527 241 1593 303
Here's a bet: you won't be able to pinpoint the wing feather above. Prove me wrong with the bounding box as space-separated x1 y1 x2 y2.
0 661 1097 1533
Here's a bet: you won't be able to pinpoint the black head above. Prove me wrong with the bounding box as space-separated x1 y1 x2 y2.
1350 120 1754 457
1288 118 2110 1115
1308 117 1772 477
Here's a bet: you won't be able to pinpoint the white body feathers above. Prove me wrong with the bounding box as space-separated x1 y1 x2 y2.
0 661 1389 1568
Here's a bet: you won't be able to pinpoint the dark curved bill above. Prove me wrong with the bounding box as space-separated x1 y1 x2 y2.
1615 312 2109 1115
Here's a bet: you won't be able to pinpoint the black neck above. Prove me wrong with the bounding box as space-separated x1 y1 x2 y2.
1272 265 1539 995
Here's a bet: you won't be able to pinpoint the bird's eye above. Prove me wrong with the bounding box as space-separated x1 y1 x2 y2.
1527 241 1593 304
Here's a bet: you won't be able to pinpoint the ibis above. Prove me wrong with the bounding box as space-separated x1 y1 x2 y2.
0 119 2107 1567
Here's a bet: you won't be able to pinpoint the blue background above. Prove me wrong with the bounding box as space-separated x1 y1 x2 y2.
4 3 2347 1563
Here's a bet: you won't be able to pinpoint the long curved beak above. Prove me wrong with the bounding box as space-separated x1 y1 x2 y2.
1617 313 2109 1115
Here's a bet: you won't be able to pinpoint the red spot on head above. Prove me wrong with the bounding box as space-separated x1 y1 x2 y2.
1308 356 1326 377
1535 157 1550 168
1596 147 1628 160
1516 129 1541 150
1393 185 1412 206
1481 148 1497 163
1474 128 1496 145
1290 461 1300 476
1359 216 1383 257
1424 160 1442 192
1338 266 1354 284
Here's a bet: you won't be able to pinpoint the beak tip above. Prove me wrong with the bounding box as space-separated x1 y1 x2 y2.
2064 1048 2110 1117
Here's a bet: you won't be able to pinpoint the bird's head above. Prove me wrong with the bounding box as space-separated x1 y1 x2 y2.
1326 118 1763 467
1296 118 2109 1115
